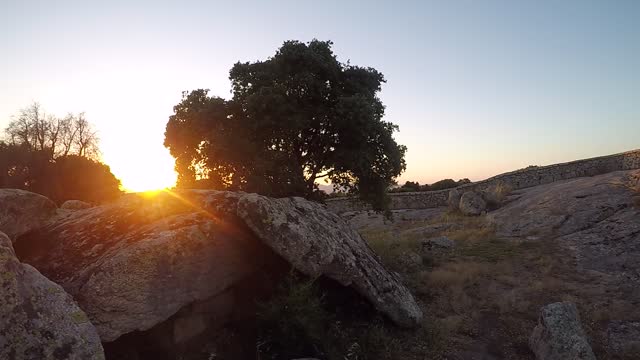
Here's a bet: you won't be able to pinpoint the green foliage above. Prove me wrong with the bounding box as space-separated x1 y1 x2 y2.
0 141 121 205
1 103 120 204
391 178 471 193
256 272 442 360
164 40 406 212
257 273 330 359
38 155 122 204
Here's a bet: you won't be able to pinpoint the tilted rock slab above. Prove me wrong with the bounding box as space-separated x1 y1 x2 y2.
15 190 422 343
196 191 423 328
0 189 57 241
0 231 104 359
529 302 596 360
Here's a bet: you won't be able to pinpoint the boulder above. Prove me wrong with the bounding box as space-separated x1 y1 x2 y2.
60 199 92 210
15 192 278 342
0 189 57 240
529 302 596 360
447 188 462 210
0 231 104 359
15 189 422 344
459 191 487 216
199 191 423 328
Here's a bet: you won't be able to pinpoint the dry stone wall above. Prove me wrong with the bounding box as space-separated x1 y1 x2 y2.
326 148 640 213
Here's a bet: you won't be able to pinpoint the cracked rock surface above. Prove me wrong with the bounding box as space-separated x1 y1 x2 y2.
489 170 640 282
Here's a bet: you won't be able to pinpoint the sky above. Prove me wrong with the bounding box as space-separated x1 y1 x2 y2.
1 0 639 191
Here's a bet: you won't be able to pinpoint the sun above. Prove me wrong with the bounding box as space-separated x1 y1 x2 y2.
104 148 178 193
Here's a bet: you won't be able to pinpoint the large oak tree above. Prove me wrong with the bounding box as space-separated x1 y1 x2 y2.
164 40 406 211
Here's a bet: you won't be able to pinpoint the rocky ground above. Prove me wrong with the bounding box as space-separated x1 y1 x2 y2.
347 169 640 359
1 170 639 359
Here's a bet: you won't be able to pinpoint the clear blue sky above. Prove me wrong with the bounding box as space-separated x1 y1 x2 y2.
1 0 638 189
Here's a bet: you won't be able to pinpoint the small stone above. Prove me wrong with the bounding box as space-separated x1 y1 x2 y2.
422 236 455 251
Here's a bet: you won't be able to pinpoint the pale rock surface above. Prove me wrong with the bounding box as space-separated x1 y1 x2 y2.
0 231 104 359
15 192 273 342
60 199 92 210
447 188 461 210
490 170 640 281
198 191 423 328
459 191 487 216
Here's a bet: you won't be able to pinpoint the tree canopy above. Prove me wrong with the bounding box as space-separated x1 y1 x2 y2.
1 103 121 204
164 40 406 211
391 178 471 193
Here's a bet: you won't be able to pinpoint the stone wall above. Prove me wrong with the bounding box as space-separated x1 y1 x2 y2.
326 148 640 213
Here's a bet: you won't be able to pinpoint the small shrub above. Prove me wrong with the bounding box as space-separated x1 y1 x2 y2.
360 229 422 272
483 182 512 210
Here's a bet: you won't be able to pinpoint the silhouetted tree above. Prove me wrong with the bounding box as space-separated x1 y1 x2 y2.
38 155 121 204
391 178 472 193
5 102 99 160
392 181 422 192
1 103 121 204
165 40 406 211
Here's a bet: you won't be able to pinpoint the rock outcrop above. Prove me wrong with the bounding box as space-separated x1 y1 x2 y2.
490 170 640 281
0 189 57 241
0 231 104 359
529 302 596 360
15 190 422 345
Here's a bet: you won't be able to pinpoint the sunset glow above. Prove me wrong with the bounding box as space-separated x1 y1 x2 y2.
104 147 177 192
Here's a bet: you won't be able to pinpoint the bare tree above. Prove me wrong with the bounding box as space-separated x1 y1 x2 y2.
4 102 100 160
74 113 99 158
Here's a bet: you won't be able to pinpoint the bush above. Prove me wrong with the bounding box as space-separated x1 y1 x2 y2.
34 155 122 204
0 143 121 204
483 182 512 210
257 273 330 359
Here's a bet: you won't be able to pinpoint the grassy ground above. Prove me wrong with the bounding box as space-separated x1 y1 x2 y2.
356 210 640 360
253 208 639 359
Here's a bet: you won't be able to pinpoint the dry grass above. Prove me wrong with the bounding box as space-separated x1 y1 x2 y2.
427 261 491 288
360 229 423 273
485 182 513 210
357 204 640 359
